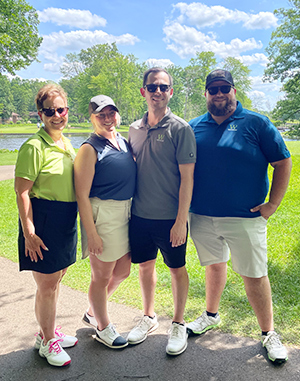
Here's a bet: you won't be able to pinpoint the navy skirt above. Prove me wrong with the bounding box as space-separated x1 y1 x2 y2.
18 198 78 274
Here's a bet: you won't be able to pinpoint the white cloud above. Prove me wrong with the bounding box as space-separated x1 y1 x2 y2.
40 30 140 54
37 8 106 29
238 53 269 67
145 58 174 68
171 2 277 30
163 22 262 58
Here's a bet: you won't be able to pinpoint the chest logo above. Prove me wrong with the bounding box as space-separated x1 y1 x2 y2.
228 124 238 131
157 134 165 142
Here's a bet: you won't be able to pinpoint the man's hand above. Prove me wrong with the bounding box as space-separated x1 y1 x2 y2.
250 202 278 220
170 220 187 247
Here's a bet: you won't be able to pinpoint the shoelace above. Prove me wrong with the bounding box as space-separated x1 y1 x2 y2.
263 332 282 347
54 325 66 339
48 339 63 354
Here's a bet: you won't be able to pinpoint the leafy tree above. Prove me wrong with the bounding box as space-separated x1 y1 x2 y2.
0 74 13 120
0 0 42 75
264 0 300 82
222 56 252 108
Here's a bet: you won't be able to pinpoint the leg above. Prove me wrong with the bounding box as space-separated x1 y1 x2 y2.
206 262 227 313
241 275 274 331
87 253 131 316
88 254 118 330
32 270 65 343
139 259 157 317
169 266 189 323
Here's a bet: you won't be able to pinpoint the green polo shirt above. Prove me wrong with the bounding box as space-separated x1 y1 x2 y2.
15 128 76 202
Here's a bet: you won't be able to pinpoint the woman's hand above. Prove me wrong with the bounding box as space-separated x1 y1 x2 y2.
25 234 48 262
87 233 103 256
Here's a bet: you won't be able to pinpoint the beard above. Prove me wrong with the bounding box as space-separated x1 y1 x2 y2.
207 98 236 117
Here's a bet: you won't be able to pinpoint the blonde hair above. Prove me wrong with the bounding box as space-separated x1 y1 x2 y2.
35 83 68 111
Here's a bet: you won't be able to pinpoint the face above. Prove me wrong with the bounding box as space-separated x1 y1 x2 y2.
38 95 68 135
205 81 236 117
93 106 118 135
140 71 173 112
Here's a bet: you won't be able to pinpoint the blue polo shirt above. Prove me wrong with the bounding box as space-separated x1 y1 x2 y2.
189 101 290 218
82 132 136 201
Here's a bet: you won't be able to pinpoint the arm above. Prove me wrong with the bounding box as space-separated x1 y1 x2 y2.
250 157 292 219
74 144 103 256
170 163 195 247
14 177 48 262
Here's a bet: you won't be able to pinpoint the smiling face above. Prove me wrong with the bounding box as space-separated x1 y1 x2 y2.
38 95 68 136
140 71 173 113
205 80 237 117
92 105 118 136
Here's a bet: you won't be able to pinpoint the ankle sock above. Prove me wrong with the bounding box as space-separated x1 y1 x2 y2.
206 311 218 318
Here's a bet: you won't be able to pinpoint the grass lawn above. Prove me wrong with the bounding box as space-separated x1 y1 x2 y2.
0 123 129 135
0 141 299 346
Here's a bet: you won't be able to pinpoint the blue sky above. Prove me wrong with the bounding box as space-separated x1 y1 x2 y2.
14 0 291 110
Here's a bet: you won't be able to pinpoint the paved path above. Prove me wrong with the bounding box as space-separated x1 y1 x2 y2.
1 256 300 381
0 165 14 180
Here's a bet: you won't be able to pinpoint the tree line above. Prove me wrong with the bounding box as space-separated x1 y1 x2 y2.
0 43 252 125
1 0 300 131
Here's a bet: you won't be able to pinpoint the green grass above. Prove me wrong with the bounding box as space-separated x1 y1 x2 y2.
1 141 299 347
0 123 130 134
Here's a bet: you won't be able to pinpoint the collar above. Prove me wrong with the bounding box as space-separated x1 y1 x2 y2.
141 108 172 129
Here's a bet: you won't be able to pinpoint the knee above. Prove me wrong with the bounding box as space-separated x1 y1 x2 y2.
169 266 188 280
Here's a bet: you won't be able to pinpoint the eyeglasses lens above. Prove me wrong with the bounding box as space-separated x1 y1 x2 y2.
207 86 232 95
42 107 69 117
145 84 170 93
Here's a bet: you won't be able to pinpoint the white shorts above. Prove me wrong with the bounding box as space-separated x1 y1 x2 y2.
189 213 268 278
81 197 131 262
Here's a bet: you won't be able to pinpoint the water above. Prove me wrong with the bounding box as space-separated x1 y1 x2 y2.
0 133 91 151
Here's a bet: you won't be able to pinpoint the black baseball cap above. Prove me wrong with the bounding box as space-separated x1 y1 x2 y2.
88 95 119 116
206 69 234 89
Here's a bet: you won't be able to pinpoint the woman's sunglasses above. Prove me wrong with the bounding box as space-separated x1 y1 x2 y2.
207 85 233 95
144 84 171 93
40 107 69 117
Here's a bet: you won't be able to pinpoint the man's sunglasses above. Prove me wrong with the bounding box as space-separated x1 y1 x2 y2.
207 85 233 95
144 84 171 93
40 107 69 117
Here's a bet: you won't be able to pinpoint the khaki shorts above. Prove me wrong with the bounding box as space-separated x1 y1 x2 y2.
189 213 268 278
81 197 131 262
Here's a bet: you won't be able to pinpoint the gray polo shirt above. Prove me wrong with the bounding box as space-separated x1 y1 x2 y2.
129 108 196 220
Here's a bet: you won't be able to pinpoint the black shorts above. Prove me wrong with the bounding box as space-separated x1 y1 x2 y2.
18 198 78 274
129 215 187 268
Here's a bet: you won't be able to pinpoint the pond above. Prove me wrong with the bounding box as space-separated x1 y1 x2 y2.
0 132 129 151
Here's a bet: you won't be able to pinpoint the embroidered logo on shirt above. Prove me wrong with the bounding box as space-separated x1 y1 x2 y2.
228 124 238 131
157 134 165 142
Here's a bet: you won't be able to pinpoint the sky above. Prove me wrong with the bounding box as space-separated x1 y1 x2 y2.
14 0 291 111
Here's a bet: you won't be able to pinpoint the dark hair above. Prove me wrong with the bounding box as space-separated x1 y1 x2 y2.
143 67 173 88
35 83 67 111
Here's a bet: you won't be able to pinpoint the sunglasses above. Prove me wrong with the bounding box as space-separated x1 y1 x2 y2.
144 84 171 93
40 107 69 117
207 85 233 95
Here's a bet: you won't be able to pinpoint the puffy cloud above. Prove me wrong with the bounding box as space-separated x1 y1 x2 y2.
40 30 139 54
163 22 262 58
238 53 269 67
37 8 106 29
171 2 277 30
145 58 174 68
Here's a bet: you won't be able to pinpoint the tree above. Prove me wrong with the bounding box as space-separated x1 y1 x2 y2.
0 74 13 120
264 0 300 82
0 0 42 75
222 57 252 108
264 0 300 121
